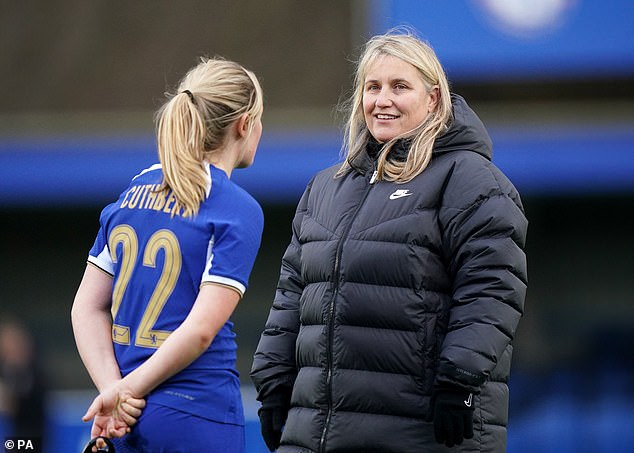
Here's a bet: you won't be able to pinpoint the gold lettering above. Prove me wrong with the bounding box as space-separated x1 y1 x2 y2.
163 191 177 215
137 185 152 209
120 186 138 209
152 188 167 211
127 185 143 209
144 185 159 209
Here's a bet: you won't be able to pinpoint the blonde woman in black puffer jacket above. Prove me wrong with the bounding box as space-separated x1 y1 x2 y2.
252 28 528 453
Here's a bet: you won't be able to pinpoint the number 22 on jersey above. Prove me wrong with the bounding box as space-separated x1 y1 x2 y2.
108 224 182 349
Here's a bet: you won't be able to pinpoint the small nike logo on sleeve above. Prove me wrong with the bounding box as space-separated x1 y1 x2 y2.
464 393 473 407
389 189 413 200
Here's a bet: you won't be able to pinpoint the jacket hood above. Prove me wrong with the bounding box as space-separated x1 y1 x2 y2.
434 93 492 160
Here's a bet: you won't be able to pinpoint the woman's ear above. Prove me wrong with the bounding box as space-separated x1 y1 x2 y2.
427 86 440 113
235 113 250 139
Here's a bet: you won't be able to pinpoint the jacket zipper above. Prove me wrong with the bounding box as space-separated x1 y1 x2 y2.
319 168 376 453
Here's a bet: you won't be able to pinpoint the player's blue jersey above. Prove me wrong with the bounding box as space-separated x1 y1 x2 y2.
87 163 263 425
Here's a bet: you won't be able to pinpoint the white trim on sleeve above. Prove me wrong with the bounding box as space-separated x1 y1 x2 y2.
87 245 115 275
201 275 246 297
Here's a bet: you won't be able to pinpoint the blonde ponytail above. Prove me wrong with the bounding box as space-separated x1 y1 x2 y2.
154 58 263 217
155 92 208 217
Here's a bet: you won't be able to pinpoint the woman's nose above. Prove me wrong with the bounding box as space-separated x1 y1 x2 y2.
375 89 392 107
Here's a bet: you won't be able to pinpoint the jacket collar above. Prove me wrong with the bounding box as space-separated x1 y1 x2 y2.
349 136 411 174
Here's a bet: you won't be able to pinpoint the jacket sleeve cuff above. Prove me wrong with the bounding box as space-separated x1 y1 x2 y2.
436 362 487 391
259 385 293 409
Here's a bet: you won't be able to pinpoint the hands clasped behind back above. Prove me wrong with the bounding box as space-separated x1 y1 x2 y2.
82 380 146 439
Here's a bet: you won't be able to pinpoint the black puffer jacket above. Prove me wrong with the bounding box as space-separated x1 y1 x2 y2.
251 95 528 452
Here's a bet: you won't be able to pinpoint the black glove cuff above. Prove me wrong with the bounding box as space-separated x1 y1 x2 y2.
259 386 292 411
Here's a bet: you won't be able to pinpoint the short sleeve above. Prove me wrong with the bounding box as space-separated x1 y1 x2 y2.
87 208 115 275
200 199 264 297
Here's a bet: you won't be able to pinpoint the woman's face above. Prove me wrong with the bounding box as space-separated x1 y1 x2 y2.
362 54 438 143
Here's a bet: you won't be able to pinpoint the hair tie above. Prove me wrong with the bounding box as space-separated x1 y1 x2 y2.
182 89 195 104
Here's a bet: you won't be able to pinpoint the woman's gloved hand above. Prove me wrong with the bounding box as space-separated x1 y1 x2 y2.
258 388 292 452
427 385 475 447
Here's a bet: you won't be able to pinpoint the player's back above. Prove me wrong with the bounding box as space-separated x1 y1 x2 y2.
88 162 262 375
88 162 263 423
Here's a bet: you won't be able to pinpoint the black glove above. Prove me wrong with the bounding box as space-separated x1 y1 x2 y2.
426 385 475 447
258 389 291 452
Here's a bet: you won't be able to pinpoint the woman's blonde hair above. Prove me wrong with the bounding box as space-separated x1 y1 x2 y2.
337 28 452 182
155 57 263 217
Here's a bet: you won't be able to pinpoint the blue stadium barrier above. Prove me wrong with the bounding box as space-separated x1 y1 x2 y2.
1 127 633 208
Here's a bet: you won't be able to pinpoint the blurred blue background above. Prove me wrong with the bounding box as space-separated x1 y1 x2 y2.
1 1 633 452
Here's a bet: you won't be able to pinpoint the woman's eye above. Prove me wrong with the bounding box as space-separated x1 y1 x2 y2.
394 83 407 90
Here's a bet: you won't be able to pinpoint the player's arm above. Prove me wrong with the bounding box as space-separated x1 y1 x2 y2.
71 264 122 392
72 264 146 436
126 283 240 396
86 282 240 406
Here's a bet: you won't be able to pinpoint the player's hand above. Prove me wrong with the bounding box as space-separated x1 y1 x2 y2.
116 395 146 425
87 406 130 439
83 382 146 438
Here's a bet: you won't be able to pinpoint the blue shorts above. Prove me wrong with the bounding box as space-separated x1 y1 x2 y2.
112 402 245 453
